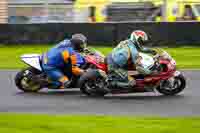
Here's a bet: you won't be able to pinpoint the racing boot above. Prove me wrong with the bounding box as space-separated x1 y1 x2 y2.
59 76 71 89
63 80 71 88
109 79 136 89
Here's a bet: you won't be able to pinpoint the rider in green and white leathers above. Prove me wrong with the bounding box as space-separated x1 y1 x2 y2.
106 30 157 89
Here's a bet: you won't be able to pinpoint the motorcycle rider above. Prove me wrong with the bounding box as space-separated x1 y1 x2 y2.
107 30 157 89
41 35 86 89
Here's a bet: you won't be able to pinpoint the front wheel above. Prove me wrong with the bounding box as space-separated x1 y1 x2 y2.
156 74 186 96
77 69 108 96
15 67 42 92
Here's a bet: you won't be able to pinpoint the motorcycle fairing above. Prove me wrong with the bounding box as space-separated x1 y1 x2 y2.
138 52 155 70
21 54 42 71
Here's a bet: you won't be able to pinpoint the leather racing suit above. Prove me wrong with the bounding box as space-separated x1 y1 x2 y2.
41 46 85 89
106 39 156 89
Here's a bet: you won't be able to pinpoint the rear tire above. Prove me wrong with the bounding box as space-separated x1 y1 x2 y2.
156 74 186 96
15 67 42 92
78 69 108 96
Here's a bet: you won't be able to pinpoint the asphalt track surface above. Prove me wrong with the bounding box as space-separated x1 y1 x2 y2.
0 70 200 116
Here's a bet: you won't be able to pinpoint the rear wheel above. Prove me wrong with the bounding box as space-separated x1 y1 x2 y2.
156 74 186 95
78 69 108 96
15 67 42 92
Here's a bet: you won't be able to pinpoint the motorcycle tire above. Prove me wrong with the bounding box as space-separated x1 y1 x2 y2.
15 67 42 92
77 69 108 96
156 74 186 96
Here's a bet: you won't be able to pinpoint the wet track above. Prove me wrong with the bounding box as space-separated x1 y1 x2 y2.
0 70 200 116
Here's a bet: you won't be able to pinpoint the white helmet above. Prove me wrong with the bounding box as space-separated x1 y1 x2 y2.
129 30 149 46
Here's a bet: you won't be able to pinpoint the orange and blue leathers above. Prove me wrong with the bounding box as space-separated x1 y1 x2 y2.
41 47 85 89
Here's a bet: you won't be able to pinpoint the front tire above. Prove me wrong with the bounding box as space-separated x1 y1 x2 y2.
156 74 186 96
15 67 42 92
78 69 108 96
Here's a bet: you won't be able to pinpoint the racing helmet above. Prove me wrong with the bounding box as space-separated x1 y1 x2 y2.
129 30 149 46
70 33 87 52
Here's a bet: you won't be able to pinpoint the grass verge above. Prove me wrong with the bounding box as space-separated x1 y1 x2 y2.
0 113 200 133
0 45 200 69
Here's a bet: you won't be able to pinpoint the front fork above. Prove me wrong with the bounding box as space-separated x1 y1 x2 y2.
160 70 182 89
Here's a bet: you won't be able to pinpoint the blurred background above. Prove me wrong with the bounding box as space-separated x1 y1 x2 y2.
1 0 200 24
